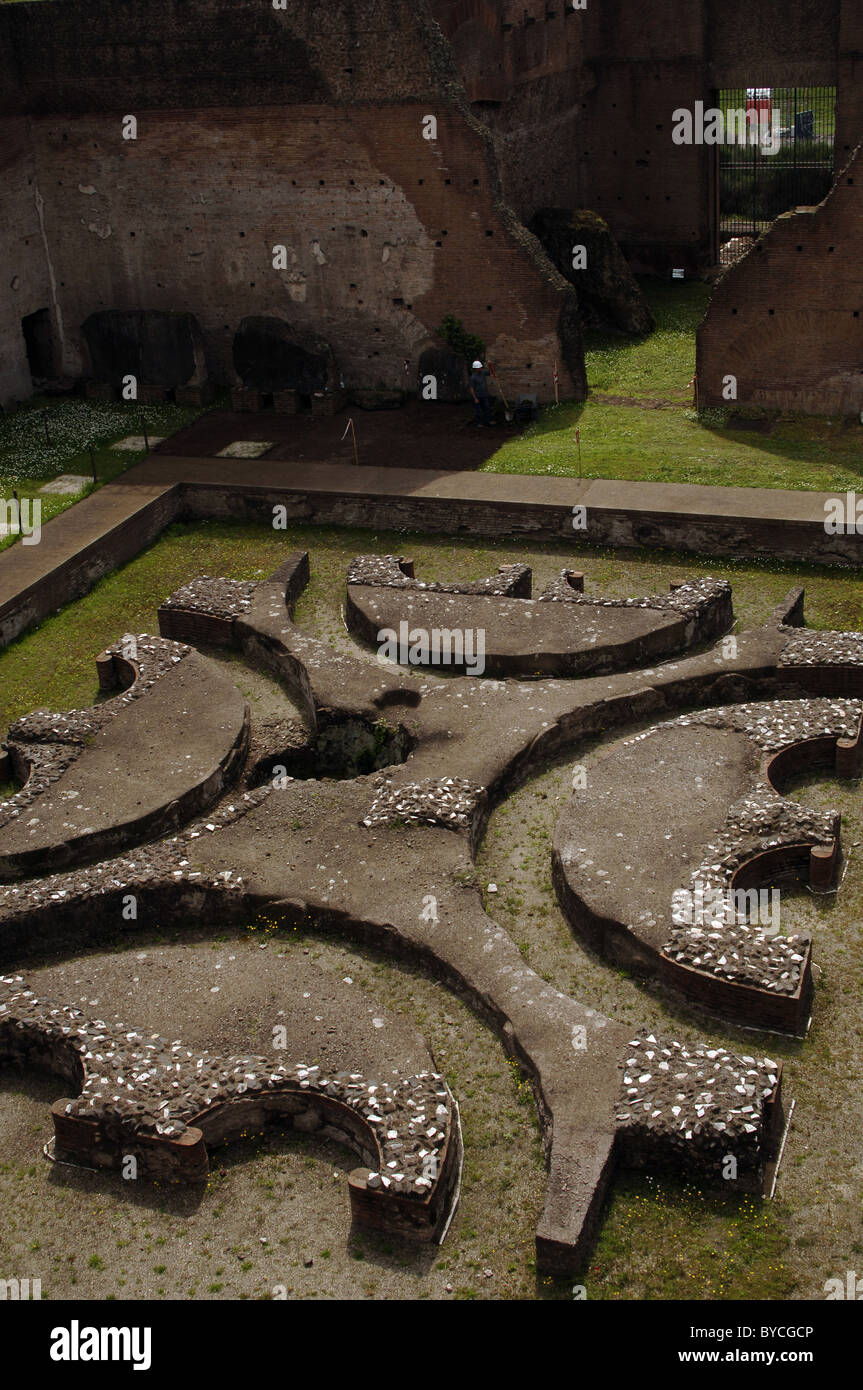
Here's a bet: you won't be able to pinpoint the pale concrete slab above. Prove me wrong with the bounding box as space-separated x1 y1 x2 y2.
111 435 166 451
39 474 90 495
215 440 274 459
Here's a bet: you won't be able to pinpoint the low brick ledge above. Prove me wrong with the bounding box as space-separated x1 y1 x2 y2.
1 974 462 1242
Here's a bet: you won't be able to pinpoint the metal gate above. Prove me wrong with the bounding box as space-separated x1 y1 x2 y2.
717 86 836 249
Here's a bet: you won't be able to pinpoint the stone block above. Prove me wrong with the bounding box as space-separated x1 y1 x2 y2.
310 389 347 417
231 388 271 413
273 388 301 415
175 381 217 407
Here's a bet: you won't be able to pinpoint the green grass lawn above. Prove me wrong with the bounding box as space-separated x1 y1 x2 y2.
0 394 219 552
2 516 861 1299
2 515 862 740
583 281 711 400
483 280 863 492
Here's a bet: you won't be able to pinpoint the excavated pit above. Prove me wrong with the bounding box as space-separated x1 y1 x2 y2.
248 715 412 786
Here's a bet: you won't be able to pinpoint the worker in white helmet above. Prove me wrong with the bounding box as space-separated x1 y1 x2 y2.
469 359 492 426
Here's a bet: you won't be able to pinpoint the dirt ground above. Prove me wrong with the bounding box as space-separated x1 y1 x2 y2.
2 524 862 1301
0 928 547 1302
154 401 517 471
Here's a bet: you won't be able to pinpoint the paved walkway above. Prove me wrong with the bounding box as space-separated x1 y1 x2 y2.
151 454 845 522
0 454 859 647
0 474 176 624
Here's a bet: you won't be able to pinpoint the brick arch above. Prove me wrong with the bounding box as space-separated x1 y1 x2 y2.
0 971 462 1240
190 1087 459 1239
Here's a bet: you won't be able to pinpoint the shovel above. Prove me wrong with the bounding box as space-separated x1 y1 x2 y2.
488 362 513 423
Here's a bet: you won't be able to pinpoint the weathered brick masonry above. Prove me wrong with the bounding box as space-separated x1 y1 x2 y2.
430 0 862 273
697 146 863 416
432 0 863 413
1 0 860 414
0 114 53 404
0 0 583 407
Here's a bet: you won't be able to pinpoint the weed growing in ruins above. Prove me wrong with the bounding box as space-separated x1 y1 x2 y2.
437 314 486 364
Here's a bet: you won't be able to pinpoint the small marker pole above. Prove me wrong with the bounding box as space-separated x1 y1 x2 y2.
553 360 560 406
488 362 511 420
576 427 582 478
141 415 150 453
42 410 50 447
342 417 359 467
89 445 97 484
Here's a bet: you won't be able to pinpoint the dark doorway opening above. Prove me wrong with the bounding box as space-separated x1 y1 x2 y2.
21 308 55 384
716 86 836 259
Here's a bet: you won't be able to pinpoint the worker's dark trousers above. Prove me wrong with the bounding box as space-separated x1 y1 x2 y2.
473 395 491 424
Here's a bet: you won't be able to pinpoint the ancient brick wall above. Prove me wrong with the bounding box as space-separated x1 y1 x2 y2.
429 0 859 272
696 145 863 416
0 116 54 407
0 0 582 405
2 0 860 408
706 0 841 88
430 0 716 268
17 105 580 399
837 0 863 168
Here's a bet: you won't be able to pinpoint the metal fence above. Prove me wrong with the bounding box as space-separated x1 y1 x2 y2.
717 86 836 244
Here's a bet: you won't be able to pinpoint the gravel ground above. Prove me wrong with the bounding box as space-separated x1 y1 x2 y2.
0 927 547 1301
476 750 863 1300
2 522 862 1301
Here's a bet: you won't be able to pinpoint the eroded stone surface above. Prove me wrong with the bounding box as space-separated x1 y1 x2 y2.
347 560 732 679
3 563 862 1270
0 639 249 880
615 1033 781 1169
0 972 458 1209
0 636 192 831
555 698 861 1023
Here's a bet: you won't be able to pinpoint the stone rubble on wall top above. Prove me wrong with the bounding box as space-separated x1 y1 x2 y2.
0 973 454 1201
0 787 270 920
347 554 531 596
779 626 863 667
160 576 258 619
615 1032 780 1165
621 700 857 992
362 774 484 830
539 573 731 616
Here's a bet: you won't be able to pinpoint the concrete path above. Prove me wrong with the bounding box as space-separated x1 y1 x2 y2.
0 474 179 647
138 454 851 524
138 454 855 523
0 454 859 649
